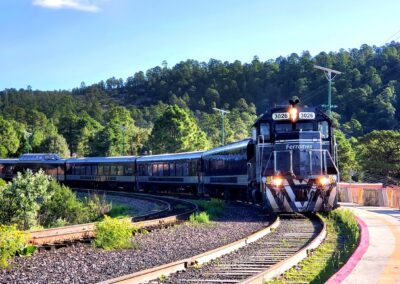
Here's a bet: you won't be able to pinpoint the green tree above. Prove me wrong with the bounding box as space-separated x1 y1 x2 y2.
148 105 210 153
335 130 357 181
358 130 400 178
0 116 20 157
38 134 70 157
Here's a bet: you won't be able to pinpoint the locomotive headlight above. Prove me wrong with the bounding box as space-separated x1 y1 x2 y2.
272 176 284 187
317 176 330 186
289 107 298 122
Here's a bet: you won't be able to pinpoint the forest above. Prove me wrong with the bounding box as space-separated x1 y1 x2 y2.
1 43 400 182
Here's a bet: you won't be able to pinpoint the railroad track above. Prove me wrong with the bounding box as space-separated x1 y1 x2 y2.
100 214 326 284
29 191 198 246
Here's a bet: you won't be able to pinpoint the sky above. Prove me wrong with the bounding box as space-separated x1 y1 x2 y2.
1 0 400 90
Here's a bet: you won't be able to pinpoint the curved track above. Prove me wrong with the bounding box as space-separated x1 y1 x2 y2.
99 214 325 284
29 191 198 246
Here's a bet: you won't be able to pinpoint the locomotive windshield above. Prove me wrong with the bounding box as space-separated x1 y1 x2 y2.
274 122 314 133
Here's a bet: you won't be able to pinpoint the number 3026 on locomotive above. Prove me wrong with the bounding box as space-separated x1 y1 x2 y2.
248 96 339 213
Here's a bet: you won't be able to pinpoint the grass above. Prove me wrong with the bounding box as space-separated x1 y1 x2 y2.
107 203 131 218
266 209 360 284
189 211 210 224
192 198 226 219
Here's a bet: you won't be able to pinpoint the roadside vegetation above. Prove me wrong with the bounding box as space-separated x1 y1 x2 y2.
266 209 360 284
93 216 136 250
0 170 126 231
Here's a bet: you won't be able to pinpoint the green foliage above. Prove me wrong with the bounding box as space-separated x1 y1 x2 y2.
40 180 92 227
108 204 130 218
148 105 210 154
0 170 52 230
94 216 135 250
357 130 400 178
194 198 225 219
84 194 112 221
0 116 20 157
19 245 37 256
189 212 210 224
335 130 358 181
38 134 70 157
266 209 359 284
0 178 6 189
0 225 29 268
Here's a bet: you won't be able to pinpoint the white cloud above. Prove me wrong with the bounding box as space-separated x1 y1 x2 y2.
33 0 100 13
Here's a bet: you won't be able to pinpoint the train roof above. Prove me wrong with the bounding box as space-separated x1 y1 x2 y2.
202 139 251 156
66 156 136 164
136 151 203 162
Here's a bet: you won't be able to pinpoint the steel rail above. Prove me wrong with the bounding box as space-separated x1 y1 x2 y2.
98 216 281 284
28 193 197 246
241 214 327 284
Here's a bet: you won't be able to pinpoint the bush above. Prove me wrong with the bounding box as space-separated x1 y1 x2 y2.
40 180 94 227
0 225 29 267
94 216 134 250
189 212 210 224
0 178 6 189
0 170 52 229
84 193 111 222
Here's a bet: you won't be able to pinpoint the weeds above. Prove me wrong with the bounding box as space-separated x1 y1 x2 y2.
94 216 135 250
189 212 210 224
265 209 360 284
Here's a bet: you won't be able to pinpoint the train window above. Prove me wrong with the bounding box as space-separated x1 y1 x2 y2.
170 162 175 176
125 166 134 175
163 163 169 176
182 162 189 176
110 165 117 176
104 166 110 176
296 122 314 131
0 165 4 174
151 164 157 176
318 121 329 139
98 166 104 175
260 123 270 140
147 164 152 176
189 161 197 176
275 123 292 133
117 165 123 176
176 162 183 176
91 165 97 175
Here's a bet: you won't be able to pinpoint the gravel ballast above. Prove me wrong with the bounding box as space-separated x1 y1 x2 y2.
0 203 272 284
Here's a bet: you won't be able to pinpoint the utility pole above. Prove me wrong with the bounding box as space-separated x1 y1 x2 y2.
120 125 126 156
212 107 230 146
314 65 342 117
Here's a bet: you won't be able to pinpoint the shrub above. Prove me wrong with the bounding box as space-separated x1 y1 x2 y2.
0 178 6 189
189 212 210 224
94 216 134 250
0 170 52 229
84 193 112 222
40 180 91 227
0 225 29 267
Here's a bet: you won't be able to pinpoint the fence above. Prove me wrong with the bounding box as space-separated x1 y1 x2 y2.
338 182 400 209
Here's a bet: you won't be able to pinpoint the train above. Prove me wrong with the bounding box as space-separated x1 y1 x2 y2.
0 98 339 213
